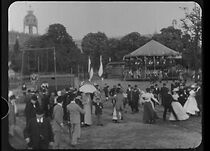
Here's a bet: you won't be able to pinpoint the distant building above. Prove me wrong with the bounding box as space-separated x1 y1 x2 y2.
23 7 38 35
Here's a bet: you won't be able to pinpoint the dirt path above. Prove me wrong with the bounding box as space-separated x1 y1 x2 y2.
9 79 201 149
10 101 201 149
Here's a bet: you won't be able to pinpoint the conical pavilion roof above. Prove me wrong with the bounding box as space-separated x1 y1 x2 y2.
124 40 179 57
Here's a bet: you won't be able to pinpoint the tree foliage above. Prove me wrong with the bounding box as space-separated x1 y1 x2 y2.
107 38 121 61
118 32 150 60
10 38 22 72
152 26 184 52
180 3 202 70
23 23 82 73
81 32 108 70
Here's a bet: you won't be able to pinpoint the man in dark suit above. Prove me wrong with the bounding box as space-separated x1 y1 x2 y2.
160 83 169 106
133 85 140 113
52 96 64 149
178 84 188 106
162 89 178 121
127 86 134 113
109 85 117 106
24 108 54 149
41 89 50 118
24 95 40 126
103 84 109 101
153 84 160 100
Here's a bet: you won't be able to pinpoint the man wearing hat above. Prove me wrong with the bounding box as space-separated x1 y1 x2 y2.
24 94 40 126
52 96 64 149
103 83 109 101
178 83 188 106
133 85 140 113
67 96 85 147
160 83 169 106
24 108 54 149
162 89 178 121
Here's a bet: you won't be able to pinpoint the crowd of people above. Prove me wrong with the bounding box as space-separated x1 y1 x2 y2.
8 79 202 149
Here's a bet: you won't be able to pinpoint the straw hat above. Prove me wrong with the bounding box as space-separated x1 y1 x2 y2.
57 91 62 96
8 91 13 98
173 88 179 92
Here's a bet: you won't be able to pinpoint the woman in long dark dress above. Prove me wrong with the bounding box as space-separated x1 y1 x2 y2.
140 88 159 124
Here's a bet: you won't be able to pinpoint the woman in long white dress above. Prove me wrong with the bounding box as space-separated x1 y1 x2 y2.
169 88 189 121
82 93 92 126
184 87 199 115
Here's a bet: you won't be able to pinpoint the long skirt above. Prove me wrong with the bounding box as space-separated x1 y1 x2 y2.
143 102 155 123
169 102 189 121
84 104 92 125
184 97 199 115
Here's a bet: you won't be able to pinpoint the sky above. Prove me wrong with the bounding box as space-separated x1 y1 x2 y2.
8 1 198 40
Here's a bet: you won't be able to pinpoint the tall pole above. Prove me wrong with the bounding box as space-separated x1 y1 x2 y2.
53 47 57 91
144 56 146 79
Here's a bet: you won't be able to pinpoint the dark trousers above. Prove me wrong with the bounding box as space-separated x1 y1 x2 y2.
129 101 135 112
80 113 84 123
96 114 102 125
134 100 139 112
163 105 178 121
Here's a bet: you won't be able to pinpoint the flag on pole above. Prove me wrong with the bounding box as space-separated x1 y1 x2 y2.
109 57 111 62
89 67 93 81
88 56 91 73
98 55 103 77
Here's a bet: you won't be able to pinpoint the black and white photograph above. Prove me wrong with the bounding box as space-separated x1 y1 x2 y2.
4 1 202 149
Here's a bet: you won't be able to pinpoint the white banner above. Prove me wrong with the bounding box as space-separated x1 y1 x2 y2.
98 55 103 77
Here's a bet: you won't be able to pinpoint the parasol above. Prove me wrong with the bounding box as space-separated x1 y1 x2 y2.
79 84 97 93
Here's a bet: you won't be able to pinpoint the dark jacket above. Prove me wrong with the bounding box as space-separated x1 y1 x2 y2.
103 87 109 97
93 102 103 115
162 93 173 107
41 94 50 117
153 87 160 95
109 88 117 97
24 101 39 125
24 117 54 149
160 86 169 98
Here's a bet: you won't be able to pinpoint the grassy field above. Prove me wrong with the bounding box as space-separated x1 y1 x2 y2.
9 79 202 149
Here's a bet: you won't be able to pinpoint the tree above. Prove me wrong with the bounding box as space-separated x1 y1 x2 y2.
152 26 184 52
118 32 150 60
23 23 82 73
180 3 202 70
10 37 22 72
81 32 108 70
107 38 121 61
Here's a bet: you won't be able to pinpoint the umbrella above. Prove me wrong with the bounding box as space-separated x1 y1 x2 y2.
79 84 97 93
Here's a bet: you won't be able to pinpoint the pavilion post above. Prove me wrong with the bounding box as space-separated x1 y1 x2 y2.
154 56 156 71
144 56 146 79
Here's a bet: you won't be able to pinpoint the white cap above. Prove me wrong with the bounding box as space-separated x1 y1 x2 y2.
8 91 13 98
173 88 179 92
191 84 196 88
57 91 62 96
